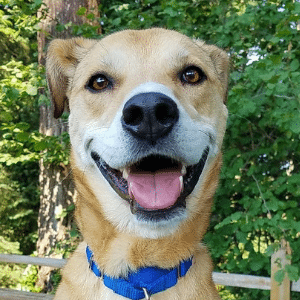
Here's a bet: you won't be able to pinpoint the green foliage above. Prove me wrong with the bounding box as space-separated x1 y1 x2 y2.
0 0 71 258
201 1 300 298
0 236 25 289
0 61 46 254
99 0 199 35
0 164 39 254
48 269 62 295
0 0 40 65
0 0 41 257
0 262 25 289
19 265 42 293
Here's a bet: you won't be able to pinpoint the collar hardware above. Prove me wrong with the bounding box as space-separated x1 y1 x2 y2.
142 288 151 300
177 264 182 278
88 253 94 270
86 245 192 300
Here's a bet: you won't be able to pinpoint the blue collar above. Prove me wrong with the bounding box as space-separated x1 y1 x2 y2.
86 245 193 300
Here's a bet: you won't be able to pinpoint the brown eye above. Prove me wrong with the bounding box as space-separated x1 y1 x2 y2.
181 66 206 85
87 74 110 92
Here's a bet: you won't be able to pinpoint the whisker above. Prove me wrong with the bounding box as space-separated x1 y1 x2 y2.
59 165 75 184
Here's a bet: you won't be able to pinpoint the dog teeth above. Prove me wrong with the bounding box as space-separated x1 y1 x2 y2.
181 165 187 175
129 198 137 214
179 175 183 189
122 168 130 179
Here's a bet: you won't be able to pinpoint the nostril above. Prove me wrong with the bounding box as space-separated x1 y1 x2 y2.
122 92 179 143
155 103 178 125
123 105 144 126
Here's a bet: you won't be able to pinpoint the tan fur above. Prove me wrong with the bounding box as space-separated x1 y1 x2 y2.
46 28 229 299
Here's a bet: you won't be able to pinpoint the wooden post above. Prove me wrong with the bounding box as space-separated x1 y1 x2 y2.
270 239 292 300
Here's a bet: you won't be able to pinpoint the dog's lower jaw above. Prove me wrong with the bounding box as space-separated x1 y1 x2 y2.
128 212 187 239
70 152 222 275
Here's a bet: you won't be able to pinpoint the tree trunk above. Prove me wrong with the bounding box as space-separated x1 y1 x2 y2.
36 0 101 291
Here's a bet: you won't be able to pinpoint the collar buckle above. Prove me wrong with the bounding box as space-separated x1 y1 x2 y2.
89 253 94 270
177 264 182 279
88 251 103 280
142 287 151 300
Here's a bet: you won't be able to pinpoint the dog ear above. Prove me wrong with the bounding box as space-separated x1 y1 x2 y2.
195 41 230 103
46 38 96 118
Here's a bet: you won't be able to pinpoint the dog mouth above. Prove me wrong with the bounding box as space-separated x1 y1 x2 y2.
91 148 209 221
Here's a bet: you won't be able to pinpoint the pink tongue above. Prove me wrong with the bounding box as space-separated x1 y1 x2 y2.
127 171 183 210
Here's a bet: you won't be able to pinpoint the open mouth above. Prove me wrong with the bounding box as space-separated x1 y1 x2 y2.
91 147 209 221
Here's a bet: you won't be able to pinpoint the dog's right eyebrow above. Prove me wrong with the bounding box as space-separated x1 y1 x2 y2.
96 49 127 72
74 53 122 85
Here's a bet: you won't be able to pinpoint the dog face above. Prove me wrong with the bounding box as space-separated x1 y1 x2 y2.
47 28 229 239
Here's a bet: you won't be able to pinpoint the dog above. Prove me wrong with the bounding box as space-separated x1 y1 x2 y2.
46 28 229 299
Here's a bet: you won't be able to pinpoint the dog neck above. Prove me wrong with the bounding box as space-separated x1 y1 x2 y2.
72 153 222 278
86 244 193 299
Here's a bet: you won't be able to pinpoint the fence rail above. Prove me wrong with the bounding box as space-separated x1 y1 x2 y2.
0 288 54 300
0 253 299 299
0 254 67 269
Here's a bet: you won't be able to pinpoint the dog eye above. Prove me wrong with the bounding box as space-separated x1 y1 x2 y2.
86 74 110 92
181 66 206 85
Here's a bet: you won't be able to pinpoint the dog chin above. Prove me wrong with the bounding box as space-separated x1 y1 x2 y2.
128 212 188 239
107 191 189 239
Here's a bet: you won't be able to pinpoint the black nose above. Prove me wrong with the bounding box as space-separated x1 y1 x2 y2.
122 92 179 144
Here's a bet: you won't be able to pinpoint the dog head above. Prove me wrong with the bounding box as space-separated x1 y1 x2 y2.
46 28 229 239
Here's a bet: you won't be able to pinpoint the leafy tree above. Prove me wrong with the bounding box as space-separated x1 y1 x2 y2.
0 0 42 255
200 2 300 299
0 0 42 290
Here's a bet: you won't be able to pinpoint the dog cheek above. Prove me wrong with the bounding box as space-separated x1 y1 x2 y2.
211 102 228 156
69 114 91 168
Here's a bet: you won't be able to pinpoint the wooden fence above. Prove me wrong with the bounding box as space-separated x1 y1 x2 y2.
0 247 299 300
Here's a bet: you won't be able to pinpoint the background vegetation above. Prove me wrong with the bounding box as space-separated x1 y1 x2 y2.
0 0 299 299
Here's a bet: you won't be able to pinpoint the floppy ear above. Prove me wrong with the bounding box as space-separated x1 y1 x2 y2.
195 41 230 102
46 38 97 118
